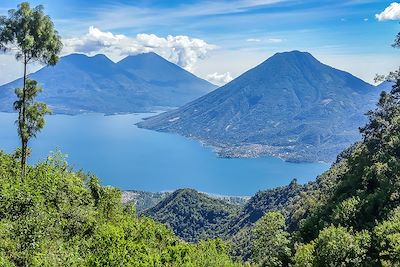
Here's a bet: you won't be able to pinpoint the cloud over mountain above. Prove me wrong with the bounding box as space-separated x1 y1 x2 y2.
206 72 233 85
63 26 216 71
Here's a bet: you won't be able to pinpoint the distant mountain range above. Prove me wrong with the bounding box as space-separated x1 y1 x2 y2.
138 51 387 162
0 52 216 114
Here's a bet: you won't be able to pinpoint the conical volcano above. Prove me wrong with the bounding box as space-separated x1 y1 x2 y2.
138 51 382 162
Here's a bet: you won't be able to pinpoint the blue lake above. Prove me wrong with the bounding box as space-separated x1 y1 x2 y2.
0 112 330 196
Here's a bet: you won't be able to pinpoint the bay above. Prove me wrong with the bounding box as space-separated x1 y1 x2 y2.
0 112 329 196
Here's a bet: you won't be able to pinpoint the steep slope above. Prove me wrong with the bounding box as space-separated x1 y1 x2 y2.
228 165 344 260
141 183 304 243
227 179 305 236
117 52 215 102
121 190 171 212
0 53 216 114
144 189 240 242
138 51 382 162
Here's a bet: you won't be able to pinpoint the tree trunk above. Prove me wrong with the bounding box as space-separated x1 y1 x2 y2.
20 54 27 178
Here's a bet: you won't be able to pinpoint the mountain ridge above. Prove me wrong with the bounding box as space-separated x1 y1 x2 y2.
0 52 216 114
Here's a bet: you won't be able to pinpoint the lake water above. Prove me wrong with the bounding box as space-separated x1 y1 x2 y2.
0 112 330 196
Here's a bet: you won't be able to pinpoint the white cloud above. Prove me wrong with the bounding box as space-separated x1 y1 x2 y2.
246 37 284 44
376 2 400 21
92 0 292 28
206 72 233 85
63 26 216 72
246 38 261 42
63 26 125 54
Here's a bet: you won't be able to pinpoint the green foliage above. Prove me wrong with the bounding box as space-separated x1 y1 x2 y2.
293 226 371 267
14 79 51 155
123 190 248 214
374 208 400 266
293 243 314 267
251 212 291 267
330 196 361 226
0 2 62 64
233 179 303 233
14 79 51 138
0 151 241 266
144 189 240 242
228 179 307 261
185 239 245 267
312 226 371 267
229 226 255 263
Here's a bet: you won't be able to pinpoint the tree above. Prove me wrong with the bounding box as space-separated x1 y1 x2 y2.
374 208 400 266
13 80 51 172
330 196 361 227
293 243 314 267
312 226 371 267
252 211 291 267
0 2 62 177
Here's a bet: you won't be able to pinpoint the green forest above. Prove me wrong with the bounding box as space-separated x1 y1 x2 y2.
0 2 399 267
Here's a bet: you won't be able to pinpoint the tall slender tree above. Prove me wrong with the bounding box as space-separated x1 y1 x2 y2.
0 2 62 177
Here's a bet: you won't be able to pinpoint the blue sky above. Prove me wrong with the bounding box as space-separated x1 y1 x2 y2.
1 0 399 85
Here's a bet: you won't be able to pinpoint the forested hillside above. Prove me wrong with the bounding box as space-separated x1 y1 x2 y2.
144 189 240 242
0 151 243 266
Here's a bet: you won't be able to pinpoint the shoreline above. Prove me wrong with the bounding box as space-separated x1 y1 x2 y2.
136 124 335 164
